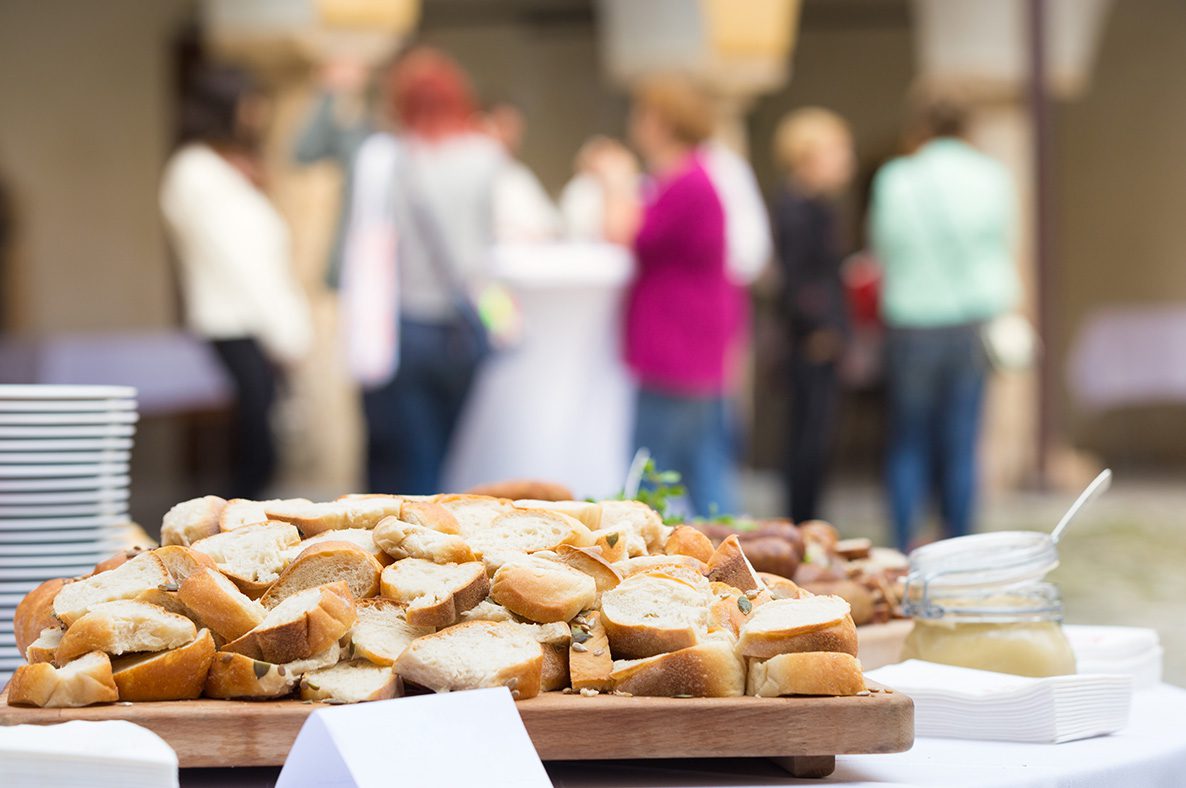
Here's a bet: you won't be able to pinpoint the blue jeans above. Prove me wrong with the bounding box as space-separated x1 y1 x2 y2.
363 320 479 495
886 324 987 551
633 387 738 518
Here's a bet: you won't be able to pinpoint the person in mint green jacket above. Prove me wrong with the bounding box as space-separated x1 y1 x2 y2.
869 93 1019 551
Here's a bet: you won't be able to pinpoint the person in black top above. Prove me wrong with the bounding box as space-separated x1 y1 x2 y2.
771 108 856 523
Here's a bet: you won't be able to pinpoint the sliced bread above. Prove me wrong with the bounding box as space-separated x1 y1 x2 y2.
465 509 593 558
7 651 119 708
152 545 219 585
373 517 475 564
513 499 602 531
56 600 198 664
178 568 267 641
400 500 461 534
25 626 64 665
458 599 520 623
379 558 489 628
283 528 391 566
133 588 204 629
203 644 340 699
615 554 708 579
14 577 66 656
434 494 515 536
610 639 745 697
707 581 771 638
300 659 402 703
664 525 715 563
260 541 382 609
161 495 227 546
347 598 432 666
394 620 543 699
736 595 857 659
264 497 405 536
111 629 217 701
491 556 597 623
758 572 807 600
219 498 311 532
568 610 613 692
222 581 357 664
52 552 171 626
190 522 301 598
553 545 622 594
600 572 709 659
747 651 866 697
597 500 670 554
705 535 766 593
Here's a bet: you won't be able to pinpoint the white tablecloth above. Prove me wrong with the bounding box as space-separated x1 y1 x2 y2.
444 243 636 499
546 684 1186 788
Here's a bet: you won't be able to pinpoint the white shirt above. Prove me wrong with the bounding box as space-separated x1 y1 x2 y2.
702 141 774 286
160 144 312 364
494 160 561 243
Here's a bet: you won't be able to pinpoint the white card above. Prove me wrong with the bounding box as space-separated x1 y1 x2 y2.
276 687 551 788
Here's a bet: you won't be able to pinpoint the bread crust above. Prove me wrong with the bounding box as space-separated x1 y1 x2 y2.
223 582 357 664
394 620 543 699
554 545 622 594
204 652 294 699
112 629 217 701
706 535 765 593
380 560 490 629
757 572 807 600
467 479 574 502
569 610 613 692
739 614 858 660
14 577 66 657
162 496 227 546
178 568 265 641
52 552 171 625
611 640 745 697
299 660 403 703
153 545 220 585
707 582 772 638
491 559 597 624
373 517 475 564
664 525 715 563
348 598 433 666
260 541 382 609
747 651 866 697
8 652 119 708
56 601 198 664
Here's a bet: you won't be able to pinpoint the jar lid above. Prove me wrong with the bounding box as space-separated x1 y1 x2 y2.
907 531 1059 591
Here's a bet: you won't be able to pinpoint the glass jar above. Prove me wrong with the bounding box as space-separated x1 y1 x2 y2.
900 531 1077 678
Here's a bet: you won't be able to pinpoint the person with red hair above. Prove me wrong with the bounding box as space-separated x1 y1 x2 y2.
341 46 505 494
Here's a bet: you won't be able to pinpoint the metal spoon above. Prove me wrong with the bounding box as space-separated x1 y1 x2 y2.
1050 468 1112 544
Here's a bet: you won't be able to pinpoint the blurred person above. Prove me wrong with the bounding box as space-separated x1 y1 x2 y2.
772 108 856 523
869 90 1019 550
293 57 377 287
342 46 503 494
160 66 313 499
596 74 742 517
480 99 561 242
702 140 773 287
559 135 632 242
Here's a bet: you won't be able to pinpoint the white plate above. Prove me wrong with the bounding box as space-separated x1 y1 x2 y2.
0 438 133 451
0 475 130 492
0 464 129 479
0 579 54 593
0 412 139 426
0 399 136 412
0 488 130 504
0 542 127 558
0 552 108 568
0 515 129 531
0 385 136 399
0 529 130 545
0 564 95 580
0 503 128 517
0 425 135 439
0 451 131 465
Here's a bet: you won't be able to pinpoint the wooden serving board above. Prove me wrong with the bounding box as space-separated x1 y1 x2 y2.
0 687 912 777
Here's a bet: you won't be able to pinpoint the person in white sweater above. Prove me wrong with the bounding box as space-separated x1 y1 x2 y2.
160 66 312 499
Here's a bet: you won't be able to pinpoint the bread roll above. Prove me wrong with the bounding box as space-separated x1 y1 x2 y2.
8 651 119 708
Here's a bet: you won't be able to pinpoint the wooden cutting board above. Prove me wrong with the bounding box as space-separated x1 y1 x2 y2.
0 687 912 777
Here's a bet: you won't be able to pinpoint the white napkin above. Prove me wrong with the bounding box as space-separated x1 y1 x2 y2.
0 720 178 788
866 660 1132 744
1065 625 1163 689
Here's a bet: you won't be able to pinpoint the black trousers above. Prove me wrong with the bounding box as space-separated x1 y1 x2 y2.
211 338 277 500
784 355 839 523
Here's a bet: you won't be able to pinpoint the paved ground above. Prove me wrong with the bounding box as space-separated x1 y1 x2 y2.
740 473 1186 685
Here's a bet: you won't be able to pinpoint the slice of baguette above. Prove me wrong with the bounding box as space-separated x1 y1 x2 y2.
373 517 475 564
153 545 219 585
569 610 613 692
222 582 356 664
161 495 227 546
513 499 602 531
56 600 198 664
664 525 715 563
190 522 301 598
758 572 807 600
458 599 520 623
434 494 515 536
52 552 171 625
610 639 746 698
204 644 341 699
111 629 217 701
264 497 404 536
346 598 432 666
14 577 66 656
736 595 858 659
553 545 622 594
747 651 866 697
394 620 543 699
707 581 772 638
260 541 382 609
706 534 766 593
133 588 204 629
7 651 119 708
300 659 402 703
25 626 64 664
597 500 670 554
91 548 142 576
522 622 570 692
491 556 597 623
178 568 267 641
600 571 709 659
219 498 312 532
283 528 391 566
400 500 461 534
466 509 593 559
379 558 489 628
615 554 708 579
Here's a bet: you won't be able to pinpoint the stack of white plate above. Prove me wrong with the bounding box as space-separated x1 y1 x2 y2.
0 385 138 685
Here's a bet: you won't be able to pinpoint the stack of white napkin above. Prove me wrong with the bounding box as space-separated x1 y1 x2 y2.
1065 625 1163 688
866 660 1132 744
0 720 178 788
